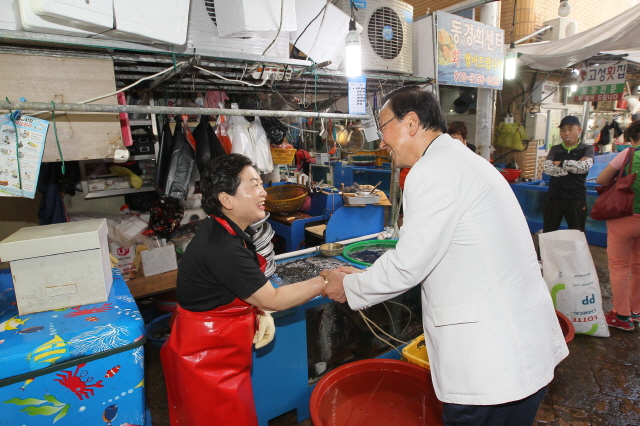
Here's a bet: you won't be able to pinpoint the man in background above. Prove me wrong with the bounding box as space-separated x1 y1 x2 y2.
543 116 594 233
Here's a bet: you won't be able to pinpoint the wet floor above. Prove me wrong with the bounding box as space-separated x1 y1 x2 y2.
143 244 640 426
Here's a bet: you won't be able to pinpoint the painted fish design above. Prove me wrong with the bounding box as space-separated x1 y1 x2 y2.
104 365 120 378
0 315 30 331
103 404 118 425
15 326 44 335
27 335 69 367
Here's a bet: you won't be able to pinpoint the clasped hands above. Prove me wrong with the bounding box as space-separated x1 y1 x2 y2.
319 266 363 303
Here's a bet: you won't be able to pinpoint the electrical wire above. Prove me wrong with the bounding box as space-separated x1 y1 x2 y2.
262 0 285 56
359 310 407 356
195 65 269 87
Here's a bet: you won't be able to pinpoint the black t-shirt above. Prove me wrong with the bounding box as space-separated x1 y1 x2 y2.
547 142 594 200
176 216 267 311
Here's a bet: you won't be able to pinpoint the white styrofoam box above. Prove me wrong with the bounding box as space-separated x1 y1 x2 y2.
316 153 329 164
140 243 178 277
0 219 113 315
18 0 100 35
28 0 114 30
104 0 190 45
290 0 351 70
214 0 297 38
0 0 21 30
175 0 290 58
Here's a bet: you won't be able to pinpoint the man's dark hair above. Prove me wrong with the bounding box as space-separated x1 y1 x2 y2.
447 121 468 140
625 120 640 144
201 153 254 216
382 85 447 133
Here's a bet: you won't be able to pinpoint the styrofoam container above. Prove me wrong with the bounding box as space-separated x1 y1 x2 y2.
18 0 102 35
176 0 290 58
214 0 297 38
28 0 114 30
141 243 178 277
107 0 190 45
0 219 113 315
291 0 351 70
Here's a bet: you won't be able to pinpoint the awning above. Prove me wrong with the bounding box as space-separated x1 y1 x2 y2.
514 4 640 71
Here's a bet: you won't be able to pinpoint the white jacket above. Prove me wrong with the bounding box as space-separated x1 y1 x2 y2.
344 134 569 405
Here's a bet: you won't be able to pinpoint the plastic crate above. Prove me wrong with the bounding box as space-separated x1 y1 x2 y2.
401 334 430 370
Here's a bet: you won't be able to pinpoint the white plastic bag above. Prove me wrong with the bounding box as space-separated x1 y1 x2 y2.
539 230 610 337
248 116 273 174
228 115 257 162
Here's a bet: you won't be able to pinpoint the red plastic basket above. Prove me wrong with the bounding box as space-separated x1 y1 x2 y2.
500 168 522 182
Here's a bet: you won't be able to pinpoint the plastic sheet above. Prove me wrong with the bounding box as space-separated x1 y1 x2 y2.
193 115 226 175
155 117 174 189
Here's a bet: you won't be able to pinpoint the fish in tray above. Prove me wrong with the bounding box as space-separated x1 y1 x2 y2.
271 256 353 287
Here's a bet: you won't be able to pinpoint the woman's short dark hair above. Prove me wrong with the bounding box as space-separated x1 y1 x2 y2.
200 153 254 216
382 85 447 133
625 120 640 144
447 121 468 140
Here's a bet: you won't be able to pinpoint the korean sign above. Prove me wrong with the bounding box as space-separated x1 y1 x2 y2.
573 62 627 102
348 76 367 115
436 11 505 90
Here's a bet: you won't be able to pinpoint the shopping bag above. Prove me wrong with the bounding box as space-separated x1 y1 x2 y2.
590 148 636 221
539 230 609 337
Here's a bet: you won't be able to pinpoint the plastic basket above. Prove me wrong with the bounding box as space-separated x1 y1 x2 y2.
401 334 430 370
265 184 308 214
145 312 173 349
342 240 398 266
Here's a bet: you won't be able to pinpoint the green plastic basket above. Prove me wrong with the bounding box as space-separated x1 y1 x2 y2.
342 240 398 266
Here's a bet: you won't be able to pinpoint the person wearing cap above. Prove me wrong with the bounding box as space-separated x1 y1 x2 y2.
543 115 594 233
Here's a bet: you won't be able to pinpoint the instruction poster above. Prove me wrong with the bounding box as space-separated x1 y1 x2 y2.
0 113 49 198
436 11 505 90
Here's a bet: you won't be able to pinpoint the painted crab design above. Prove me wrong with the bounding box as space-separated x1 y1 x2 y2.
64 303 113 318
54 363 104 400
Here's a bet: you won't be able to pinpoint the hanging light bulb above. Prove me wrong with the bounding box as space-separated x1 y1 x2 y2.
504 42 517 80
345 19 362 77
558 0 571 17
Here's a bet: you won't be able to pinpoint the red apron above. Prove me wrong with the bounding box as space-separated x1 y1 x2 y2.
160 216 266 426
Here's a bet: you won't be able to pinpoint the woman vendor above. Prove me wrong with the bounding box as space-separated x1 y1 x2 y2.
161 153 326 426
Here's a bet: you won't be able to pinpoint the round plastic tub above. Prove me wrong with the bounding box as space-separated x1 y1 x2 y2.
342 240 398 266
556 310 575 344
310 359 443 426
499 168 522 183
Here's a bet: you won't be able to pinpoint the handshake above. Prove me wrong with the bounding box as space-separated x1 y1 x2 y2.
319 265 364 303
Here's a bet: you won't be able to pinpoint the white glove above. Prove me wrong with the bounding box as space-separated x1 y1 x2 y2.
253 311 275 349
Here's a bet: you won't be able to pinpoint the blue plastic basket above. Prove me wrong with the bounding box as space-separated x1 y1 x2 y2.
145 312 173 349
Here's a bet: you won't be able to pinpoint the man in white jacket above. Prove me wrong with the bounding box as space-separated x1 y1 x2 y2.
321 86 568 426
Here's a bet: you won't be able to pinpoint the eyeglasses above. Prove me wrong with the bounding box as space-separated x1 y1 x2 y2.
376 115 397 140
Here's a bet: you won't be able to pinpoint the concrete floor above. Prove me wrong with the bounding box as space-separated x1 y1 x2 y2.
143 244 640 426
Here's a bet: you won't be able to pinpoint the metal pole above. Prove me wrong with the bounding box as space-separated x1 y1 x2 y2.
0 100 371 120
475 2 499 161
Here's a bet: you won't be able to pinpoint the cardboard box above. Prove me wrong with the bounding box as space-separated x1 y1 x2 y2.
140 243 178 277
0 219 113 315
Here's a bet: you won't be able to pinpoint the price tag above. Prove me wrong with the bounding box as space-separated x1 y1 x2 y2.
348 76 367 115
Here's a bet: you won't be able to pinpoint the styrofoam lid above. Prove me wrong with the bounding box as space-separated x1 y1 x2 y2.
0 219 108 262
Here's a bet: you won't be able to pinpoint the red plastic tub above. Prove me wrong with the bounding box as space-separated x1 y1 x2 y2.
500 168 522 182
556 310 575 344
310 359 443 426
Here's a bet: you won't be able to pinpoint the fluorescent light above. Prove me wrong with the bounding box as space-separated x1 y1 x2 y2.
504 43 517 80
345 26 362 77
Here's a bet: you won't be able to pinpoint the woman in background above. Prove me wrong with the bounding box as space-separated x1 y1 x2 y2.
448 121 476 153
596 120 640 331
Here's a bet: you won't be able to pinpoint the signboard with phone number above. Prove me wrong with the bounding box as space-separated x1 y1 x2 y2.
436 11 505 90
